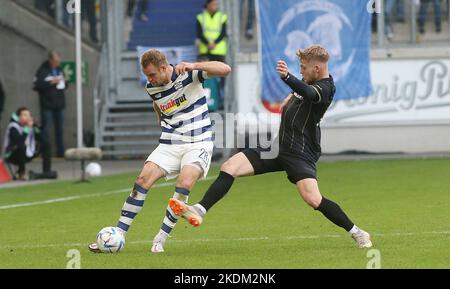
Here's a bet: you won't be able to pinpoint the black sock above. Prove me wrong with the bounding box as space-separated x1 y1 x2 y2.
315 197 354 232
199 171 235 211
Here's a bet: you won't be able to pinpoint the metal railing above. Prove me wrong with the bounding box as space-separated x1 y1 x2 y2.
236 0 450 52
374 0 450 46
93 44 108 148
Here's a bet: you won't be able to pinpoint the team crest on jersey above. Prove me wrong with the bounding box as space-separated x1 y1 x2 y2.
174 81 184 91
159 94 188 113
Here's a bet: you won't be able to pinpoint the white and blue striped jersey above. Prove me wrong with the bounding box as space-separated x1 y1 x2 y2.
146 66 212 145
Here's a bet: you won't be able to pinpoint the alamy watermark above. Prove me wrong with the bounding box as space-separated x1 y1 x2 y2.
66 249 81 269
367 0 382 14
209 112 280 159
366 249 381 269
163 111 281 159
66 0 81 14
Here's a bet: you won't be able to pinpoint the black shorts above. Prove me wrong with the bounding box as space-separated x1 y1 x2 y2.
242 148 317 184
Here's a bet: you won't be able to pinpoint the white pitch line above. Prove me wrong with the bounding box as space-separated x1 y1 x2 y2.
0 196 83 210
0 176 217 210
1 231 449 250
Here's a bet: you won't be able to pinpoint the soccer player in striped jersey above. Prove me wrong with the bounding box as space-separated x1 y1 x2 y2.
89 49 231 253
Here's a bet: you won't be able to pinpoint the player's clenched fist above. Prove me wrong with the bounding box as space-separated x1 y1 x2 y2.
276 60 289 78
176 62 196 75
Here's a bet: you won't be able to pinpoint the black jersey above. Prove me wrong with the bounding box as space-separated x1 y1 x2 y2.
279 74 335 162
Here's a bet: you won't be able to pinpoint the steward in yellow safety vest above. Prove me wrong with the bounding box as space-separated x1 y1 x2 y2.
196 0 228 62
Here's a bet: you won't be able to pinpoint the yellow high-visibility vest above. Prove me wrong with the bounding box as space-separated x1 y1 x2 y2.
197 11 228 56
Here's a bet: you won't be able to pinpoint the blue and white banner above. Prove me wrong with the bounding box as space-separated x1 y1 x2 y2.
258 0 372 103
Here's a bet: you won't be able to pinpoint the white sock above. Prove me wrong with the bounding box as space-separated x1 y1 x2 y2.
194 204 207 217
155 229 169 243
155 190 189 243
349 225 359 235
174 192 189 203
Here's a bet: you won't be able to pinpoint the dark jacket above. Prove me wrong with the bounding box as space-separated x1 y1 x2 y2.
2 113 41 160
33 61 67 110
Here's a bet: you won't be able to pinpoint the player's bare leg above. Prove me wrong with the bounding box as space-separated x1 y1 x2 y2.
152 164 203 253
297 178 372 248
170 152 255 227
89 162 165 253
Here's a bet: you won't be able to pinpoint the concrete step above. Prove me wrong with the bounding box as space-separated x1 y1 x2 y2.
101 149 152 157
103 121 159 129
108 102 152 109
101 130 161 137
108 103 154 114
105 112 154 118
118 79 149 102
101 140 160 146
121 56 141 79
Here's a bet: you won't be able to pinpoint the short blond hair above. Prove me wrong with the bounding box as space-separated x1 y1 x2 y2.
296 45 330 63
140 49 169 69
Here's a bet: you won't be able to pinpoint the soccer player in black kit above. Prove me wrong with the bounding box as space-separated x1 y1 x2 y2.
169 45 372 248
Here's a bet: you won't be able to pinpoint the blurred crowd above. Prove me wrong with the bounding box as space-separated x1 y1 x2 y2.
372 0 450 40
33 0 99 43
30 0 259 44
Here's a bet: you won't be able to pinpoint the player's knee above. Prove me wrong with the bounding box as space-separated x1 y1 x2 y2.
303 193 321 209
220 161 237 177
299 188 321 209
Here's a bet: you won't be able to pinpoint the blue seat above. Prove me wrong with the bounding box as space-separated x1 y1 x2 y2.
127 0 204 50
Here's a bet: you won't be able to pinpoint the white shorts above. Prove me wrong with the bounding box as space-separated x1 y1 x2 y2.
146 141 214 180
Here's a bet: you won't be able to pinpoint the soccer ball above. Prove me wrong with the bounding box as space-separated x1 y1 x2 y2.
86 162 102 177
96 227 125 253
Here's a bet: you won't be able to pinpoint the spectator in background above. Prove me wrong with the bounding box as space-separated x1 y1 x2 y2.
370 0 395 40
395 0 406 23
33 51 66 169
127 0 149 22
384 0 395 40
0 78 5 122
83 0 99 43
34 0 55 18
196 0 228 110
2 108 40 180
419 0 442 33
62 0 74 29
197 0 228 63
241 0 255 40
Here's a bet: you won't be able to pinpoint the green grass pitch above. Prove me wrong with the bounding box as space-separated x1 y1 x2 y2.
0 158 449 269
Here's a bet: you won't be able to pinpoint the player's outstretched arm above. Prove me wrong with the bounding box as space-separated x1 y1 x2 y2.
282 73 318 101
176 61 231 78
276 60 319 102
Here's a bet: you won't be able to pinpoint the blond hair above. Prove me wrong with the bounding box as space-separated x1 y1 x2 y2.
140 49 169 69
296 45 330 63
